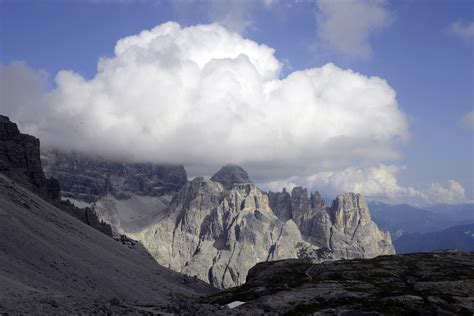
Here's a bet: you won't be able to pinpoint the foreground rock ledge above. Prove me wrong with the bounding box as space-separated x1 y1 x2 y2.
204 251 474 315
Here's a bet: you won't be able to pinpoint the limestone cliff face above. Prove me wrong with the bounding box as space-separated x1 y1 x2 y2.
139 176 393 289
324 193 394 257
269 189 395 259
138 177 302 289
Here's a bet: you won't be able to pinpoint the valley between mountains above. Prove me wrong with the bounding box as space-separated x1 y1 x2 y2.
41 149 395 289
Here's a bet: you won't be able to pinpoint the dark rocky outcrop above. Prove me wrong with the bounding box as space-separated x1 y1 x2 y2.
268 188 292 221
60 199 113 236
0 115 112 237
205 251 474 314
210 164 252 190
42 150 187 202
0 115 60 201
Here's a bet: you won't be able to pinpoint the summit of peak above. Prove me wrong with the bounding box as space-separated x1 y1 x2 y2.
210 164 252 190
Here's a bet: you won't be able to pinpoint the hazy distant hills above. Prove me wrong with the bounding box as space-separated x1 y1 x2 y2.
369 201 474 253
369 201 474 237
395 223 474 253
428 203 474 221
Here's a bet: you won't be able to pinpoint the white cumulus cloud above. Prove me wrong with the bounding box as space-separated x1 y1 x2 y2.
262 164 467 205
2 22 408 183
315 0 393 58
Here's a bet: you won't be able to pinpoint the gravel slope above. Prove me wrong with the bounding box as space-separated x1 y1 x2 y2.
0 174 217 315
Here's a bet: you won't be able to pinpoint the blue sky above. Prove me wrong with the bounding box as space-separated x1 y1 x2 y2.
1 0 473 204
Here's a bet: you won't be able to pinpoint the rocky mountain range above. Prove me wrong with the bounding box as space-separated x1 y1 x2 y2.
43 151 395 288
137 176 304 288
42 149 187 202
1 114 473 314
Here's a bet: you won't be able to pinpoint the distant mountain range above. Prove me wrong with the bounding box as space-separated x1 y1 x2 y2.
368 200 474 237
1 115 395 291
428 203 474 221
368 200 473 253
394 223 474 253
43 154 395 288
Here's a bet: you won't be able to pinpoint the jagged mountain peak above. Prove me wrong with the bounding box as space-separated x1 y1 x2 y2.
0 114 13 124
210 164 252 190
331 192 369 215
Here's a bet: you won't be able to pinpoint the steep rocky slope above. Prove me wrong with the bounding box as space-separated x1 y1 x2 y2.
41 149 188 237
0 116 218 314
205 251 474 314
136 177 303 289
0 116 112 235
0 174 217 314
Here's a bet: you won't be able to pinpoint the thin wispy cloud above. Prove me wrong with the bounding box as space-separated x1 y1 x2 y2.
315 0 393 59
461 111 474 129
171 0 277 34
449 20 474 41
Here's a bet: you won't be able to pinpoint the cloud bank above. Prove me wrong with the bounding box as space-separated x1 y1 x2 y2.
262 164 467 205
2 22 408 177
3 22 463 204
315 0 393 58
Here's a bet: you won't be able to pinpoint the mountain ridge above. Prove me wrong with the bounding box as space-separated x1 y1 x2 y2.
395 223 474 253
369 200 474 239
35 127 395 289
